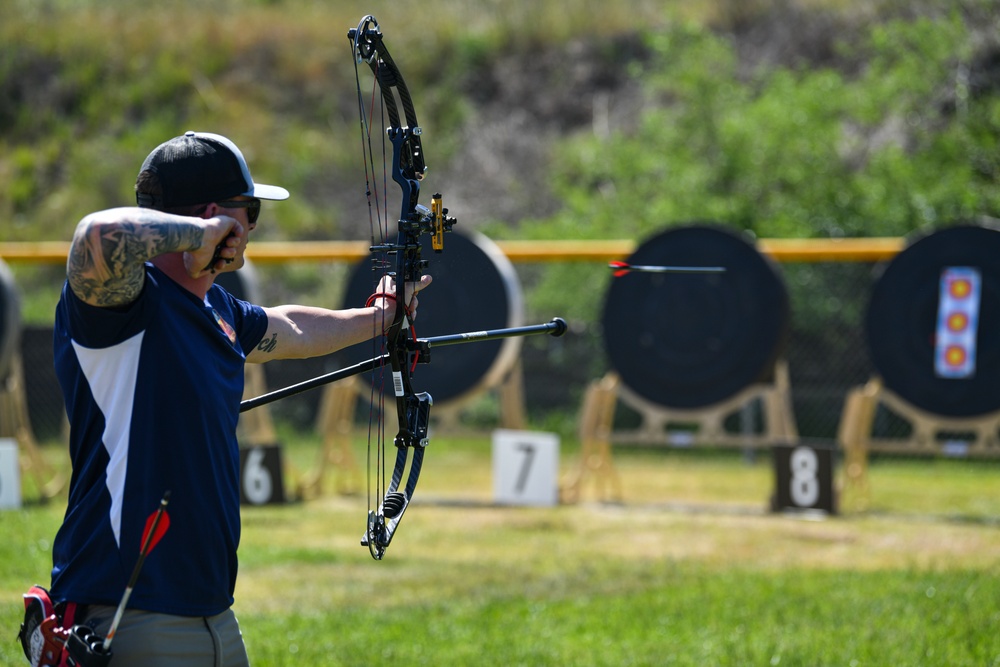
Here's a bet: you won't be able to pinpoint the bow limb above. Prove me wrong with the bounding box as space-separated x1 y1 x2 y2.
351 15 425 187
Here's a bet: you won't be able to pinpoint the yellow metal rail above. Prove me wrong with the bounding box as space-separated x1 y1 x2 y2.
0 237 904 265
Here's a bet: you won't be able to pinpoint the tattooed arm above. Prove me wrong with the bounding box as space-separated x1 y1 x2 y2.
67 207 241 307
246 275 432 363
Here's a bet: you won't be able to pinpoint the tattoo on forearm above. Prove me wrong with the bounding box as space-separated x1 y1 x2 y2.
257 334 278 354
67 211 204 306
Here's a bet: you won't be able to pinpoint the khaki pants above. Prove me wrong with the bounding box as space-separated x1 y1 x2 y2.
78 605 251 667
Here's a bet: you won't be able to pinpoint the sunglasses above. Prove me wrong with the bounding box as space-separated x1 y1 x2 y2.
217 198 261 226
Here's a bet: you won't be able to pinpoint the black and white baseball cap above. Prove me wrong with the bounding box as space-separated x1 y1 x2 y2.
135 131 289 208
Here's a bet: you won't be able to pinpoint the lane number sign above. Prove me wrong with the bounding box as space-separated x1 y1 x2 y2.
239 444 286 505
772 443 836 514
492 430 559 506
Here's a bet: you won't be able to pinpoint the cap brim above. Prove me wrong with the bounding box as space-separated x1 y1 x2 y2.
249 183 290 201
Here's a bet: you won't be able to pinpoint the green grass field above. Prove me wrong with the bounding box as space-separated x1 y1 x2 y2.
2 433 998 666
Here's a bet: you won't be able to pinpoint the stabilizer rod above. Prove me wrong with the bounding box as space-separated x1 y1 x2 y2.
239 318 567 413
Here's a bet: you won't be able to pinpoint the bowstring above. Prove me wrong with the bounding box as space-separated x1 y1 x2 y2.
354 45 391 529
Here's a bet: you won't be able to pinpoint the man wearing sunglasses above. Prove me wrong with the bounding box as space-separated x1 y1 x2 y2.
39 131 430 666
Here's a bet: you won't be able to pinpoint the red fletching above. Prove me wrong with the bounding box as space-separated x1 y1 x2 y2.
140 508 170 556
609 261 630 278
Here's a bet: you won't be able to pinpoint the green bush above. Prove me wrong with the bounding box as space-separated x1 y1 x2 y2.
502 13 999 328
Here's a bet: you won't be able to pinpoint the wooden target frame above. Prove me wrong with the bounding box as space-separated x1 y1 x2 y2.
611 358 798 449
0 259 65 500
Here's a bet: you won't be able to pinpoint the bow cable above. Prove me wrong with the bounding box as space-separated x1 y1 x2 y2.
354 30 391 547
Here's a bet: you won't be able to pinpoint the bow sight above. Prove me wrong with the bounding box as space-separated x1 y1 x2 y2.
370 194 456 258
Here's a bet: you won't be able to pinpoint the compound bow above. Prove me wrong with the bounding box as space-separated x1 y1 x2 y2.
240 15 566 561
350 15 454 559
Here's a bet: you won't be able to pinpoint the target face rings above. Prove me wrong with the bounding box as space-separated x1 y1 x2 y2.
866 222 1000 418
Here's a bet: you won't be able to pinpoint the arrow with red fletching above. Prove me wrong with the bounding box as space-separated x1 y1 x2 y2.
609 260 726 277
102 491 171 652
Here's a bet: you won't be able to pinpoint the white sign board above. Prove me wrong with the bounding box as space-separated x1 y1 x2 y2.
492 430 559 506
0 438 21 509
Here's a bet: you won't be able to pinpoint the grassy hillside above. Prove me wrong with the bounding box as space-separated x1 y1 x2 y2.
4 0 996 247
0 0 676 243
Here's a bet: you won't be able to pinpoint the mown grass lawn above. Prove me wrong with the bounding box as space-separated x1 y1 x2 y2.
2 434 998 666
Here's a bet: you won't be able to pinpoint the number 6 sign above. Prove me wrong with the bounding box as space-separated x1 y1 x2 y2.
239 444 286 505
492 430 559 506
771 443 836 514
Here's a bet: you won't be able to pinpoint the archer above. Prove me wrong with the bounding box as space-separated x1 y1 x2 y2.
31 130 429 665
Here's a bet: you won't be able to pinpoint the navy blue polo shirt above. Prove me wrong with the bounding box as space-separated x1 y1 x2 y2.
50 264 268 616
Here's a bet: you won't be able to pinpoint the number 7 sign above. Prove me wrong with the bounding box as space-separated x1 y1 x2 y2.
492 430 560 506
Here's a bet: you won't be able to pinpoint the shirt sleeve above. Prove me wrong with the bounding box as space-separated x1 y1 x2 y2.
210 285 268 354
56 274 157 349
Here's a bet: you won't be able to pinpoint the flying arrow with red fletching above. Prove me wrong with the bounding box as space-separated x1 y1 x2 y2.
609 260 726 277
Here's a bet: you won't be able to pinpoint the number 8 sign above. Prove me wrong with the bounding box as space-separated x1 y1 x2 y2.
771 443 836 514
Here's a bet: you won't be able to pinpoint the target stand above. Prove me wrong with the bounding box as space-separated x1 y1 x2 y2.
601 224 792 441
562 372 624 503
611 358 798 449
842 378 1000 456
301 362 530 500
840 221 1000 507
238 363 278 446
567 224 796 501
430 358 529 434
298 377 364 499
0 354 66 501
839 377 1000 511
0 258 65 501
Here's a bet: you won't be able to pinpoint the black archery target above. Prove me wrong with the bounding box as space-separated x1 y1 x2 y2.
602 224 789 410
866 222 1000 418
0 258 20 383
339 227 522 407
